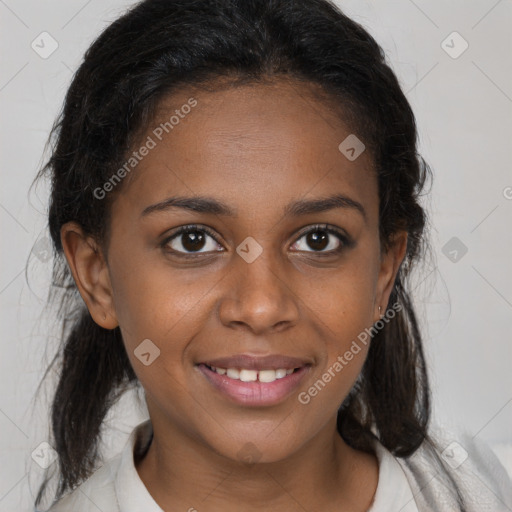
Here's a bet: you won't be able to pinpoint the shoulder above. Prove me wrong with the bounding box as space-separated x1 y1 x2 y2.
46 453 121 512
399 424 512 511
46 420 153 512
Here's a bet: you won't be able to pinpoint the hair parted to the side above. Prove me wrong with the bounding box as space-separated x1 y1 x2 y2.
33 0 466 509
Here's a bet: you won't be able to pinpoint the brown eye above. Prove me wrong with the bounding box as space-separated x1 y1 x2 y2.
163 226 223 255
180 230 206 252
291 225 350 254
305 231 330 251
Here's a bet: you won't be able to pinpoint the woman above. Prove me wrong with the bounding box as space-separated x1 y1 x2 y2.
34 0 512 510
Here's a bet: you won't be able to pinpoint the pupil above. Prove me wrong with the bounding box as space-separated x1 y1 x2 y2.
183 230 205 252
308 231 328 251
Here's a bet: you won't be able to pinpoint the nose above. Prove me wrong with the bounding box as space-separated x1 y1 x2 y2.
218 247 300 335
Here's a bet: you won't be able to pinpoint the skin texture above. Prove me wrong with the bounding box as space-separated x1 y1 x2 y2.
61 79 407 511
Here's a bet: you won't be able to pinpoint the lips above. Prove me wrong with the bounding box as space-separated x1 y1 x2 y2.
196 354 312 406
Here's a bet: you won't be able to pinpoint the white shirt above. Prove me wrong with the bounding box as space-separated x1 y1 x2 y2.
47 420 511 511
368 441 419 511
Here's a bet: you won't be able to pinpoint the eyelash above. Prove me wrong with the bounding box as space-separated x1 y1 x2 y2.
160 223 352 258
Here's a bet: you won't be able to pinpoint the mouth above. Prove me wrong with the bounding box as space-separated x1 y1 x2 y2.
195 354 312 406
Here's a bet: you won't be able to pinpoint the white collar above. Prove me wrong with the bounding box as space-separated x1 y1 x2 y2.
368 441 419 511
115 419 163 511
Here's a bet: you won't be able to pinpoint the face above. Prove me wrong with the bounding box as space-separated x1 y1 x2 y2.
63 79 406 464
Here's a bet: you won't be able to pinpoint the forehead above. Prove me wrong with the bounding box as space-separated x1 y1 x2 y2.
111 79 377 223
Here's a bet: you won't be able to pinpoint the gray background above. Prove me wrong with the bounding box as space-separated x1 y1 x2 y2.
0 0 511 510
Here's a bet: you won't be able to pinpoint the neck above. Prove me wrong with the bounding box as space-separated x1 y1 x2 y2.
135 414 378 512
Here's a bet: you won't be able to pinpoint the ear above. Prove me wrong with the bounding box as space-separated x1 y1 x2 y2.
374 230 408 322
60 221 118 329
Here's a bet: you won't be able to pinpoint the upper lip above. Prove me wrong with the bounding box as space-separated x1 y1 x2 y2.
200 354 312 370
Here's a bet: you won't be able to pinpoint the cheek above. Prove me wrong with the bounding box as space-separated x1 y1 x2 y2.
108 252 214 358
295 285 373 415
303 256 379 343
295 251 379 399
111 266 210 400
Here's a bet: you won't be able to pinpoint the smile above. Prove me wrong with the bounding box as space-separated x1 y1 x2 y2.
196 356 312 407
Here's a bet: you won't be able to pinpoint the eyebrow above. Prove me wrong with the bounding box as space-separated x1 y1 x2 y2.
140 193 367 221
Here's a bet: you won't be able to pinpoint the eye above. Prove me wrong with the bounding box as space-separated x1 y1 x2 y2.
162 225 223 255
290 224 351 254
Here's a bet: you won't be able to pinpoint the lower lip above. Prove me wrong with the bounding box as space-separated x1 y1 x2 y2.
197 364 310 407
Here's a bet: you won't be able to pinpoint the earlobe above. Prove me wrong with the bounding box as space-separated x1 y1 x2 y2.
60 222 118 329
375 231 408 321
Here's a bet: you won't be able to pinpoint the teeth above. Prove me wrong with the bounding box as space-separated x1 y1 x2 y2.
226 368 240 379
258 369 277 383
239 369 258 382
275 369 287 379
209 366 297 383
